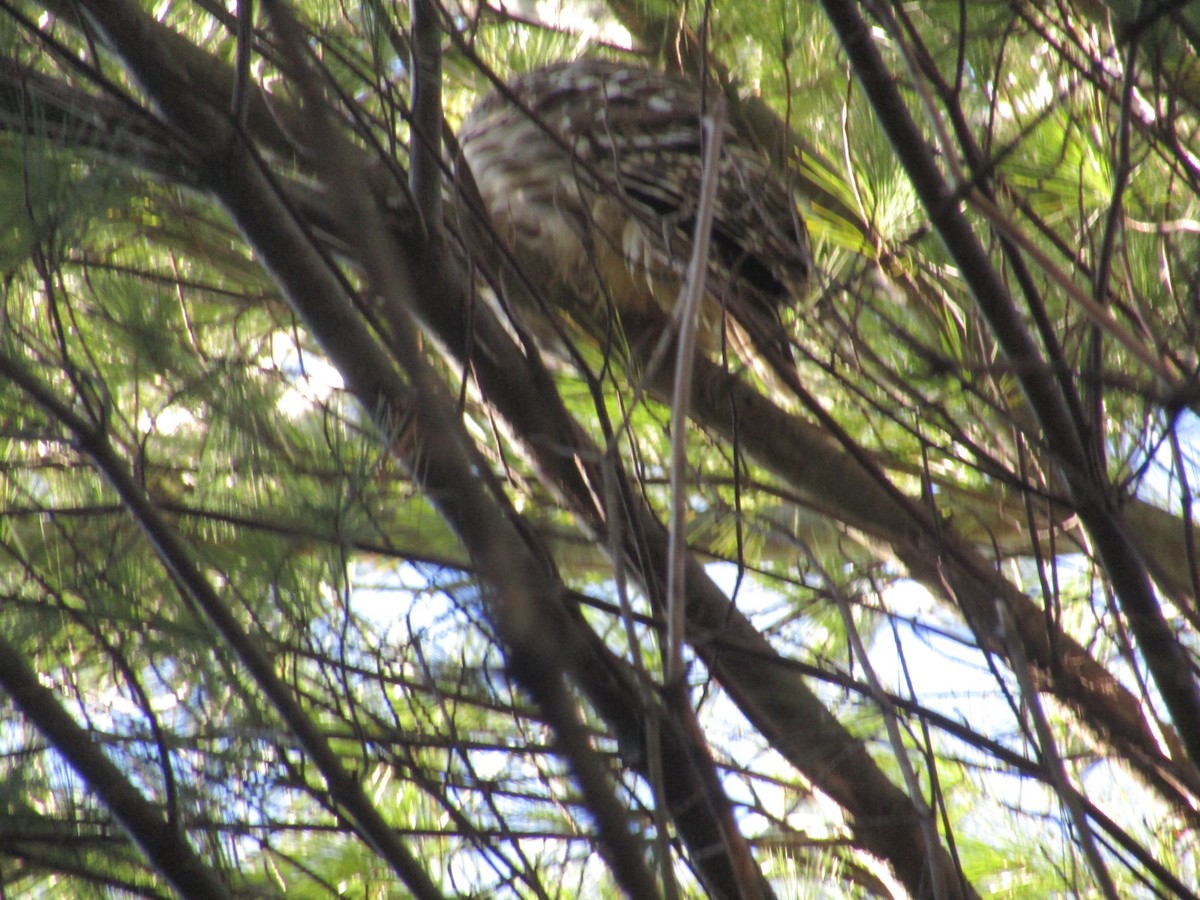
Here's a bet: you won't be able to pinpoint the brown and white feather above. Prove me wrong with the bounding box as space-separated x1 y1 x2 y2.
460 60 810 367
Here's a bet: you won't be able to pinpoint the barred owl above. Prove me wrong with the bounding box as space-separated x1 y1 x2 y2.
460 60 810 371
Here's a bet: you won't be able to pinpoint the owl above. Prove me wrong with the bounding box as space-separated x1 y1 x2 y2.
460 60 810 373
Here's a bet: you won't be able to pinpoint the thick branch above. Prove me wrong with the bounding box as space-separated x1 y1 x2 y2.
673 349 1200 816
0 626 232 900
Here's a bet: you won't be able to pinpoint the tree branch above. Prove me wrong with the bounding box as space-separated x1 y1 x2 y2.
818 0 1200 780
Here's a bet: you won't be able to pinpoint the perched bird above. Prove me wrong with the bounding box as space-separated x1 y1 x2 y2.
459 60 810 374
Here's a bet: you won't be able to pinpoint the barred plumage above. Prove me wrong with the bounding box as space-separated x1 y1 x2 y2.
460 60 810 367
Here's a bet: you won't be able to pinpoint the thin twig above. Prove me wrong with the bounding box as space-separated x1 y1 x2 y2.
995 600 1121 900
666 102 723 687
